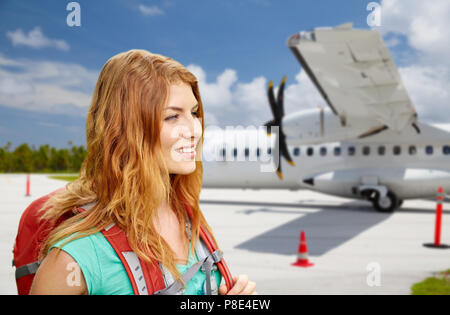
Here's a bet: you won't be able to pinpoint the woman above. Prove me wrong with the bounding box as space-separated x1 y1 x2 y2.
30 49 256 295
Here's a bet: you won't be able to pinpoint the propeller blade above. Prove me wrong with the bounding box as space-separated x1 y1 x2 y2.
264 120 276 136
273 131 282 180
264 76 294 180
279 132 295 167
276 76 287 117
267 80 279 121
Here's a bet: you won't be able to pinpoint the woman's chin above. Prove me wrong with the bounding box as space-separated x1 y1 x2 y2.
169 162 196 175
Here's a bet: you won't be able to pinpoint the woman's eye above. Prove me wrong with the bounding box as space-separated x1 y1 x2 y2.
165 114 178 121
164 111 198 121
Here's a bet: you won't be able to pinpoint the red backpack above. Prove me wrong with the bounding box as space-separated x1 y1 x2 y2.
13 187 233 295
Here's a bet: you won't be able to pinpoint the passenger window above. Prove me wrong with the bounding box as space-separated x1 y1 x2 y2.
256 148 260 157
320 147 327 156
334 147 341 156
426 145 433 155
221 148 226 159
362 146 370 156
293 147 300 156
307 147 314 156
409 146 417 155
233 148 237 157
393 146 401 155
267 147 272 155
378 146 386 156
348 146 355 156
244 148 249 158
443 145 450 155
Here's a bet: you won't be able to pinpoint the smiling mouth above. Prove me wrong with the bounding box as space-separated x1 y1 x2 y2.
175 142 197 153
173 144 197 161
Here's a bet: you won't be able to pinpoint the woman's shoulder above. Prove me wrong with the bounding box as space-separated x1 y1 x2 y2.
31 245 88 294
49 231 121 281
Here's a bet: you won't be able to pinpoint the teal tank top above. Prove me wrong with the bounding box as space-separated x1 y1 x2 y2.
50 232 222 295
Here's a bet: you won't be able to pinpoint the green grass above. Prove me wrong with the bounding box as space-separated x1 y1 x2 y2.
411 269 450 295
48 175 79 182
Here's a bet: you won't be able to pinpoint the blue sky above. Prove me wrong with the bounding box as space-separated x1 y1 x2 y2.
0 0 372 81
1 0 449 149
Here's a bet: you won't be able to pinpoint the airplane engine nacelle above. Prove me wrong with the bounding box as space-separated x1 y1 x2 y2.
282 107 379 145
300 168 450 200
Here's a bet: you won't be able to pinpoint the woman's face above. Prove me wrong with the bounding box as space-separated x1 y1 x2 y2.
160 82 202 175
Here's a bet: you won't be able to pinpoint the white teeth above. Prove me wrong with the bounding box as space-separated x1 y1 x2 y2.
178 147 194 153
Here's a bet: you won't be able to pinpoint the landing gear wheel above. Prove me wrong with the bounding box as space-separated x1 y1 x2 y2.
372 191 398 212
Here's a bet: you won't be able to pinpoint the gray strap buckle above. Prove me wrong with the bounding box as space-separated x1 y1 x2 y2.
211 250 223 263
15 261 41 279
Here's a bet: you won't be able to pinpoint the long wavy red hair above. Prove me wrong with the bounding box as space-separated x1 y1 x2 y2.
39 49 216 285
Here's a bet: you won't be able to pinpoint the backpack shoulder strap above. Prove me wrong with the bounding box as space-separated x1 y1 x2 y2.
182 201 234 292
101 224 166 295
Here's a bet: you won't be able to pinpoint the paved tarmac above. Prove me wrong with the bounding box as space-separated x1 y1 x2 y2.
1 174 449 294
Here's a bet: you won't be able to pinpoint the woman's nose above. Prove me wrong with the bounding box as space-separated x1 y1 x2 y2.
176 117 202 141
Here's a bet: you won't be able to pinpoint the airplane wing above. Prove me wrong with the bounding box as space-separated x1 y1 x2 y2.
287 22 418 132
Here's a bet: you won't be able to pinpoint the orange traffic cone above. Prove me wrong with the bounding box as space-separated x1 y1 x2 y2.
25 173 31 197
423 186 450 249
292 230 314 267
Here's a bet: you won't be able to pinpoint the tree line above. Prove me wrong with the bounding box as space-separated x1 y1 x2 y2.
0 141 87 173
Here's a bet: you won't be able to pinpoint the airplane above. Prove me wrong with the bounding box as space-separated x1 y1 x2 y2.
199 22 450 212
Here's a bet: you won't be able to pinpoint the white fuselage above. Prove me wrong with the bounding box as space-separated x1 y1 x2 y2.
201 122 450 201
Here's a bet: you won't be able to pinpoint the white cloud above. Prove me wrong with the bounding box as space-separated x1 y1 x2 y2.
138 4 164 16
285 71 326 114
383 35 401 48
6 27 70 51
0 77 34 95
203 111 218 126
188 64 238 108
380 0 450 62
234 76 267 111
399 66 449 123
0 54 97 114
378 0 450 124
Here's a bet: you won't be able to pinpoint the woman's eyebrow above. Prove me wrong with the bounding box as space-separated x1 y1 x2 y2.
165 104 199 111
